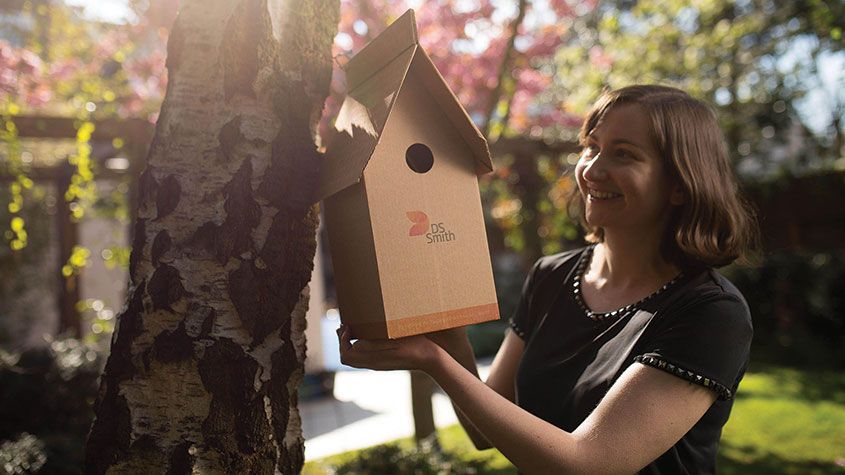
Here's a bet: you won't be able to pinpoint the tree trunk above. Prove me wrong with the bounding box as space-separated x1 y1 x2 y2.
481 0 528 140
85 1 338 473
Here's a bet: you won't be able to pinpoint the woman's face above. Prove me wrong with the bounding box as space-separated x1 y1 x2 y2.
575 104 683 236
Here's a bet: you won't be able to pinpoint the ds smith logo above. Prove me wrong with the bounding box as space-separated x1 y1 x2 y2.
407 211 456 244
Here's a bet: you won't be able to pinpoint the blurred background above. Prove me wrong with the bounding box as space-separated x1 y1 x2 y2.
1 0 843 473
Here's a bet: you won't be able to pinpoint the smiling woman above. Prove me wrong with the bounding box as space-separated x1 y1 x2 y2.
339 85 761 474
575 103 684 243
571 86 759 269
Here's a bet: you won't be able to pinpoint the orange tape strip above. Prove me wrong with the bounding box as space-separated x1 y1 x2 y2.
387 302 500 339
347 302 500 340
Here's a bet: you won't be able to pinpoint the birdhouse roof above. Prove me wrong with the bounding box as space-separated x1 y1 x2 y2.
318 9 494 201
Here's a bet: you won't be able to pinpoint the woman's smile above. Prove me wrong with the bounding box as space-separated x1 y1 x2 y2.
575 103 680 233
587 189 623 200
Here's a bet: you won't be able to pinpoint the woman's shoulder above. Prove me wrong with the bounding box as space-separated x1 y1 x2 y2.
534 246 590 272
681 268 748 305
531 246 590 283
661 267 752 328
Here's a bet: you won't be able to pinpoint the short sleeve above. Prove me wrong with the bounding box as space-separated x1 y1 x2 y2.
635 293 753 400
508 259 543 341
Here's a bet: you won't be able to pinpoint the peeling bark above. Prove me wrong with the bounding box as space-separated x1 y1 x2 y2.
85 0 338 472
481 0 527 139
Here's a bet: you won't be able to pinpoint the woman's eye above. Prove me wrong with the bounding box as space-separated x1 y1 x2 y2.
615 149 634 159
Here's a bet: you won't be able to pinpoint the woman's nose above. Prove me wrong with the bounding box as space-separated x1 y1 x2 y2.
582 153 608 181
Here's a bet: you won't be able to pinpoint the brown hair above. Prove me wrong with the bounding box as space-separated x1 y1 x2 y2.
569 85 760 268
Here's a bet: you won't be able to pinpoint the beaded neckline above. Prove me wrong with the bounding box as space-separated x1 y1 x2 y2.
572 245 684 323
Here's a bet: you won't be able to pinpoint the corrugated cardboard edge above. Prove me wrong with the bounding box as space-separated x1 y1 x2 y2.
319 8 495 202
345 9 419 90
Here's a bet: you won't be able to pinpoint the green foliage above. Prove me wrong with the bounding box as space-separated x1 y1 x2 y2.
0 339 105 474
550 0 845 177
718 364 845 473
1 110 32 251
76 298 118 342
2 0 160 256
63 121 97 221
467 321 507 359
481 154 582 270
306 364 845 475
331 438 490 475
723 250 845 368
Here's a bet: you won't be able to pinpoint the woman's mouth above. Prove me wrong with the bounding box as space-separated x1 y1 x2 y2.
588 189 622 200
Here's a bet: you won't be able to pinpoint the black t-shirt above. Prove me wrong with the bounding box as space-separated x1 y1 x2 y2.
509 247 753 474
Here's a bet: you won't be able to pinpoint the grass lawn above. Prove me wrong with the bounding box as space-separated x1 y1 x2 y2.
303 363 845 474
718 364 845 474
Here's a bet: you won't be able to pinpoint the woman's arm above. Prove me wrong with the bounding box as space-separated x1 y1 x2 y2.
427 328 525 449
428 348 717 474
339 329 716 474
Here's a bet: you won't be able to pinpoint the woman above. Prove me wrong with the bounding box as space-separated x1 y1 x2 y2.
338 85 759 474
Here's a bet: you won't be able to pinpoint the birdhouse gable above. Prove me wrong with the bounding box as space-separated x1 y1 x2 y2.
404 47 493 175
362 69 478 198
318 9 493 202
344 9 418 91
319 45 416 200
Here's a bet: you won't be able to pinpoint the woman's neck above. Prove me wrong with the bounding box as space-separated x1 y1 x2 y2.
591 229 680 290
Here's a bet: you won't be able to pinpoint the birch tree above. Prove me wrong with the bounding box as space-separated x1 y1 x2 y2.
85 0 338 472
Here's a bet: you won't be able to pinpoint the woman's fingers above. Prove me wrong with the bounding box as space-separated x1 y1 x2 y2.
337 325 396 352
352 339 399 352
337 325 359 367
337 325 353 352
336 325 439 372
337 324 403 368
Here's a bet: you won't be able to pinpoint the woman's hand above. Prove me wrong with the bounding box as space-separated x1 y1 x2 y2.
337 325 445 373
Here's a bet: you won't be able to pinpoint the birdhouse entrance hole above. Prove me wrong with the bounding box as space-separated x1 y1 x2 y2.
405 143 434 173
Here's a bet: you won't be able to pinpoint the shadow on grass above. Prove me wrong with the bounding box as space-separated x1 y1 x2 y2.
781 371 845 405
300 398 379 439
739 363 845 405
718 441 845 475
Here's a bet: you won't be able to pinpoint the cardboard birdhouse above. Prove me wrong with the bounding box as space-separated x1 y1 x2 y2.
319 9 499 339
